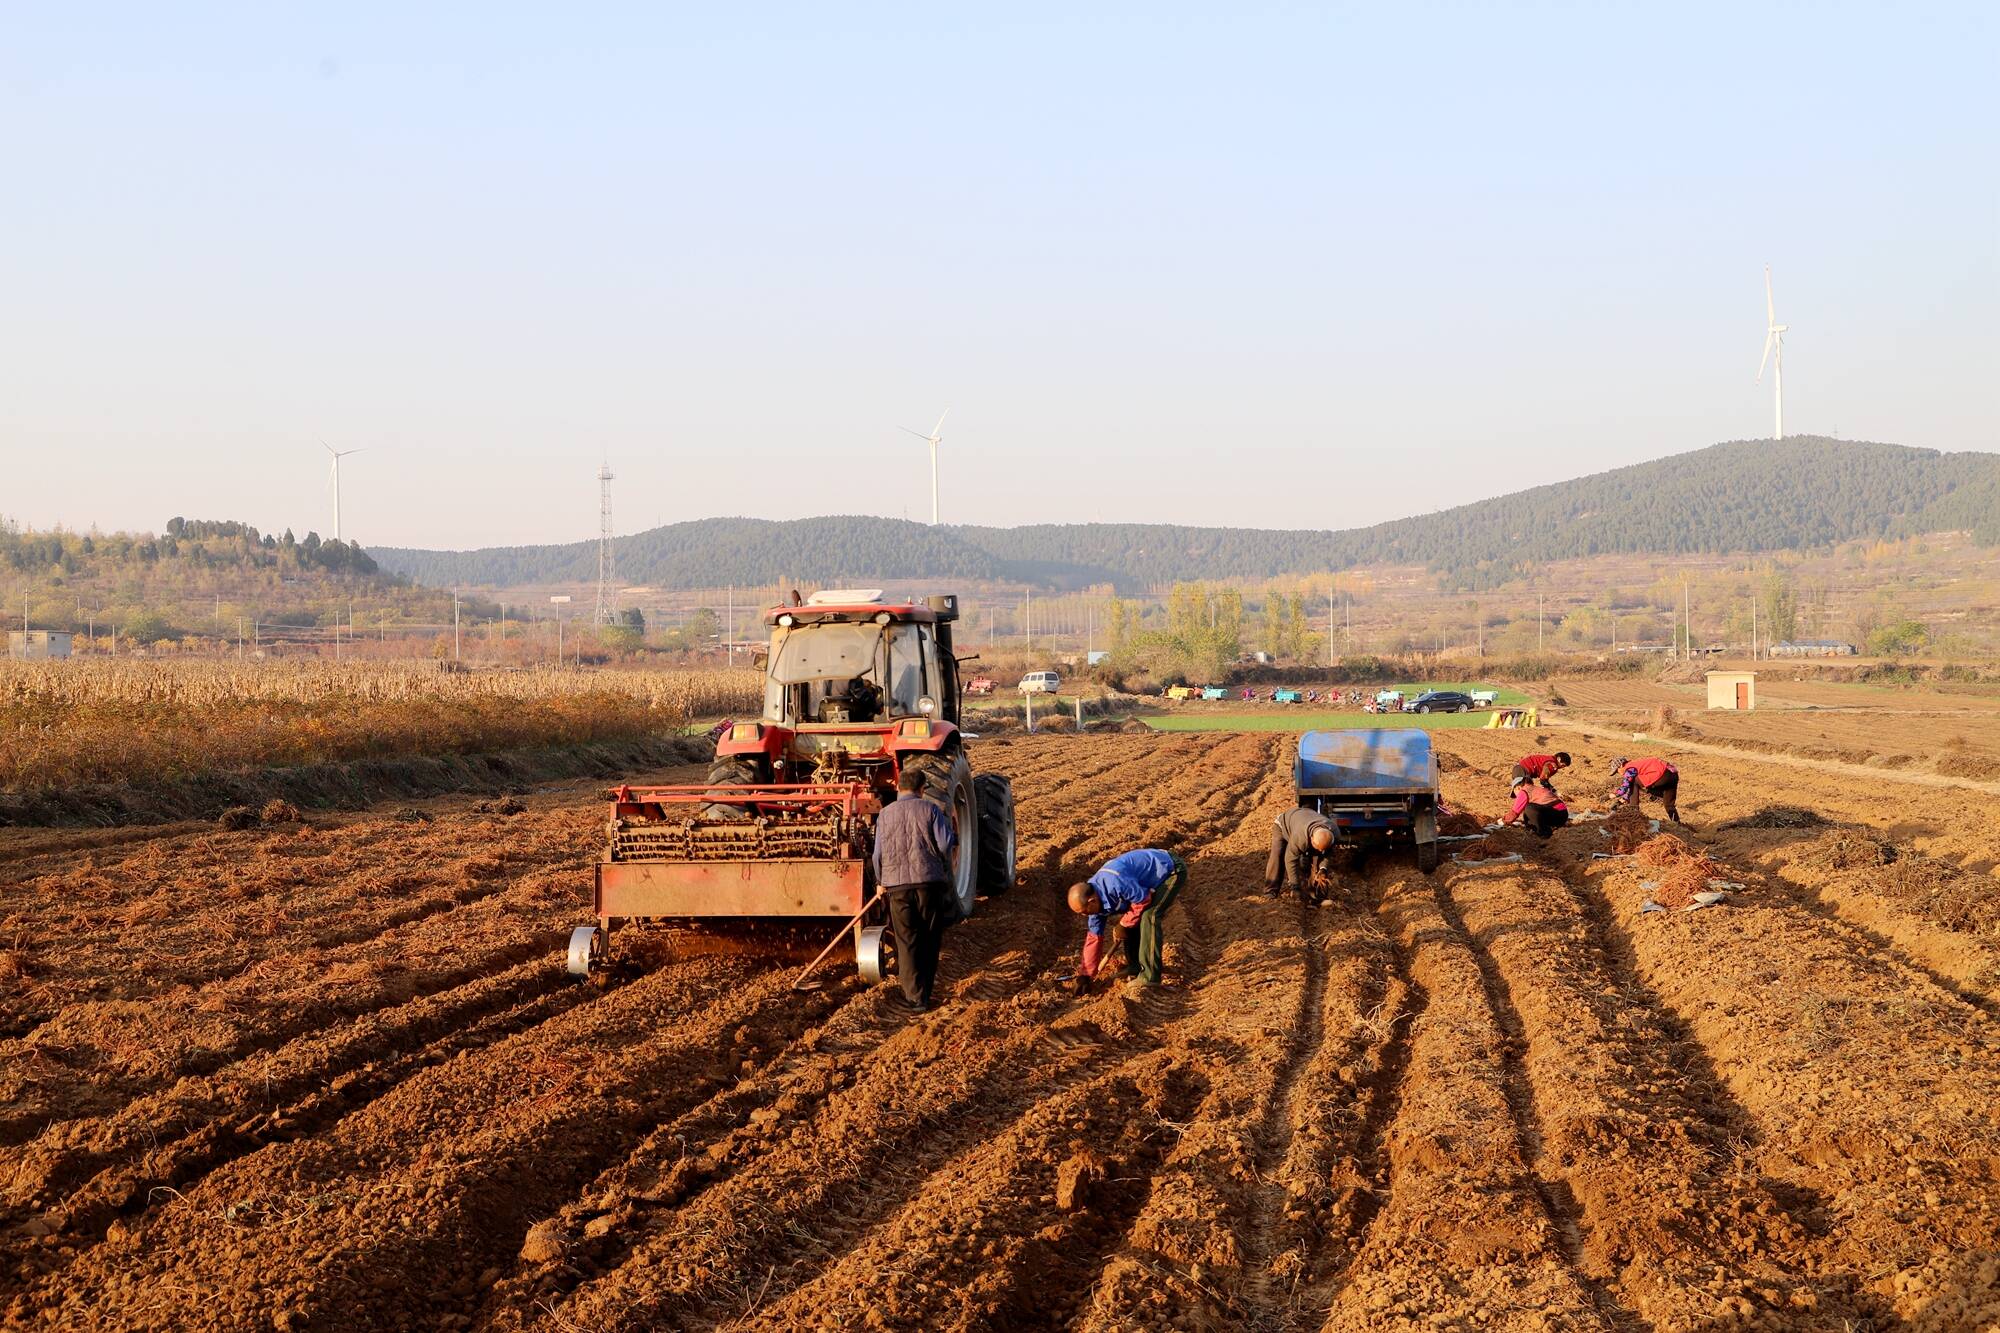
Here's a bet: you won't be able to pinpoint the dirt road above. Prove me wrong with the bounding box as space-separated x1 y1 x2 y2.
3 730 1996 1330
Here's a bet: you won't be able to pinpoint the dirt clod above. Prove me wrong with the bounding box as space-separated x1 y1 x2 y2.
519 1220 565 1264
1055 1149 1107 1211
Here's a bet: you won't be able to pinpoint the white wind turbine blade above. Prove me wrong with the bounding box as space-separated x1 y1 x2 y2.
1757 331 1773 384
899 425 934 442
929 408 949 439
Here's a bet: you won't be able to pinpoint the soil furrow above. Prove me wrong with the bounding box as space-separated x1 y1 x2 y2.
1322 858 1613 1330
501 734 1280 1331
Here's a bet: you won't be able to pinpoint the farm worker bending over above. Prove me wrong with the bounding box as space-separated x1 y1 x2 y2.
1611 756 1682 825
871 768 957 1013
1066 848 1189 993
1504 781 1570 839
1509 751 1571 790
1264 807 1337 905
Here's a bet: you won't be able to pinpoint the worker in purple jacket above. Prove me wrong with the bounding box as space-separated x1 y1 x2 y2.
1065 848 1189 993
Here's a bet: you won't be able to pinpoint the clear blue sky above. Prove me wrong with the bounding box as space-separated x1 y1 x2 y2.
3 3 1994 549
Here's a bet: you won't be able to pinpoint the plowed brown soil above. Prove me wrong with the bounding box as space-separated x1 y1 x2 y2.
4 727 1998 1331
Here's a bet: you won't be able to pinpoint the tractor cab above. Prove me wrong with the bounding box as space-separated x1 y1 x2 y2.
717 591 964 783
763 591 961 729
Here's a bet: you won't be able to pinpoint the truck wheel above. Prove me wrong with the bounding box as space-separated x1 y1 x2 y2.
1414 807 1440 873
974 773 1017 897
701 755 768 819
903 747 978 921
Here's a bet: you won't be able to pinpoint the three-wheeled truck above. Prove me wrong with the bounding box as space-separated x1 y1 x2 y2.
1293 728 1442 871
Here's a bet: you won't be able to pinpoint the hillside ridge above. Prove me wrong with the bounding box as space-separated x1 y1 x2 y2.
369 437 1999 592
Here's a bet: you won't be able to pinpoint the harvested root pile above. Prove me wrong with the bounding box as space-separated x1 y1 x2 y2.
1874 858 2000 936
1800 830 1896 872
1454 836 1511 860
1435 750 1470 773
1436 809 1485 837
1722 804 1826 830
1634 834 1730 910
1604 801 1652 852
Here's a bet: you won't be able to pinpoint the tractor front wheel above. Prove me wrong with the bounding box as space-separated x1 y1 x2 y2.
701 754 770 819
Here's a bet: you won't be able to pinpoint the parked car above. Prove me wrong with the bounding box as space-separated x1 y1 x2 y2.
965 676 997 695
1018 671 1061 695
1406 690 1475 714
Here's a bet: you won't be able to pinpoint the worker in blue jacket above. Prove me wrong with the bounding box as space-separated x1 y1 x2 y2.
1065 847 1188 993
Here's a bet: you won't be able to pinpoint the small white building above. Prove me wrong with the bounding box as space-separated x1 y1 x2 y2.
7 630 74 660
1706 669 1756 711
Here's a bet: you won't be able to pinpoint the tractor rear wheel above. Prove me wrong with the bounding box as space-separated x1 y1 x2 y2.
903 747 978 921
973 773 1016 897
702 754 769 819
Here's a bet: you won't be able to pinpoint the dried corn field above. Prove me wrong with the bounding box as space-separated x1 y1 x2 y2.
2 725 1998 1330
0 661 763 793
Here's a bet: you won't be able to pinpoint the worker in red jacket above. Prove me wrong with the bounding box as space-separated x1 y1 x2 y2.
1509 751 1570 790
1611 756 1681 824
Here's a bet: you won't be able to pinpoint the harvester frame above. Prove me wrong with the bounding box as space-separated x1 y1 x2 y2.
568 590 1016 982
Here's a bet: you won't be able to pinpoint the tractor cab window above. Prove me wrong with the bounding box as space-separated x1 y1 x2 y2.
885 624 929 715
764 621 889 724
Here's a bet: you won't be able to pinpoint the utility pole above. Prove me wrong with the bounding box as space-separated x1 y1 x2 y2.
594 462 617 626
1752 596 1758 661
1537 593 1544 652
1682 578 1692 658
453 587 461 661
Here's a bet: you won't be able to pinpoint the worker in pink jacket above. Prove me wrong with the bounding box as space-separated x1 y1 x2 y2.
1503 780 1569 839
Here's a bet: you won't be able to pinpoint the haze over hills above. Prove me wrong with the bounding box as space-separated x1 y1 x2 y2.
371 438 2000 594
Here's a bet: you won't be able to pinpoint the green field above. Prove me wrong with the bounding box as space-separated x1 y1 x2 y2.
1143 710 1512 733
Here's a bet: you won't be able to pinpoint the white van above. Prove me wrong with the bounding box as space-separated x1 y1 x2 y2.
1018 671 1061 695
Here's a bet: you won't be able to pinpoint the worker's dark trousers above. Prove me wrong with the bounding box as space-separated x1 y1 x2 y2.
1127 855 1189 985
1522 804 1569 839
1644 775 1681 823
885 881 948 1005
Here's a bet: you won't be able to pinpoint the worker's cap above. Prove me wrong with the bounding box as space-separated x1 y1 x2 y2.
1611 756 1629 769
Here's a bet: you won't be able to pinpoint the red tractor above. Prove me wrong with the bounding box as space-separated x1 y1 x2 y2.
568 591 1016 982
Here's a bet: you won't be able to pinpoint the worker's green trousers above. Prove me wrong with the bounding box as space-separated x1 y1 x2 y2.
1125 854 1188 985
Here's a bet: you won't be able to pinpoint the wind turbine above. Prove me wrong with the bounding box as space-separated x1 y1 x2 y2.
1756 265 1788 441
321 440 364 543
899 409 949 524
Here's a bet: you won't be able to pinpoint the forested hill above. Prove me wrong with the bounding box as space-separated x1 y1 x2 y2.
371 438 1999 592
